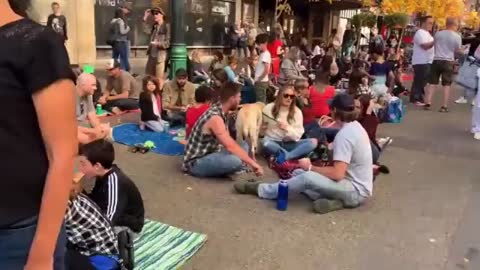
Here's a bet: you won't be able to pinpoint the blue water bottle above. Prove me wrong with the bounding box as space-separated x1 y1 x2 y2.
276 180 289 211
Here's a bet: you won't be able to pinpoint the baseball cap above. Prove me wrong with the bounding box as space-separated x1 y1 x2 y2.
328 94 355 112
106 59 121 70
151 6 165 15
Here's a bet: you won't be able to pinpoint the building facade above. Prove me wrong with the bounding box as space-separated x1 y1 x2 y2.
29 0 259 65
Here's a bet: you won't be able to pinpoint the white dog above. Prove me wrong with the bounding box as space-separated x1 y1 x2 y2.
235 102 265 159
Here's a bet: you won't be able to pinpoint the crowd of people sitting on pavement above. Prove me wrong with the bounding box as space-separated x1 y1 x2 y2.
5 0 476 269
66 17 432 268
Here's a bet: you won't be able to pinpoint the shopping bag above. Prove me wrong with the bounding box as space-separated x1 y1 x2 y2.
456 57 480 91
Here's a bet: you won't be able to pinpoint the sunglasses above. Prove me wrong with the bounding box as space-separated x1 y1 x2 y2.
283 94 295 99
152 11 162 15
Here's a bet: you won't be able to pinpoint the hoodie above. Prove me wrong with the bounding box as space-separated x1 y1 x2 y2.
88 165 145 233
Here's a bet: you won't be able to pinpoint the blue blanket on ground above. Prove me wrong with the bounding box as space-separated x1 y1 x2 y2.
113 124 185 156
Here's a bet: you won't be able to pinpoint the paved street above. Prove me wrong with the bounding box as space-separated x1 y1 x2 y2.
105 75 480 270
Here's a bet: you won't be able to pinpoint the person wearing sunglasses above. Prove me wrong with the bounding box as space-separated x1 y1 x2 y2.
143 6 170 81
261 85 318 164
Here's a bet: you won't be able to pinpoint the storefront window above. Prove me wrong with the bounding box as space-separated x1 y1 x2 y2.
185 0 235 46
95 0 169 46
95 0 235 47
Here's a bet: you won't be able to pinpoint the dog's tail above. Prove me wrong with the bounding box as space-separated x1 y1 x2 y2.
243 125 258 153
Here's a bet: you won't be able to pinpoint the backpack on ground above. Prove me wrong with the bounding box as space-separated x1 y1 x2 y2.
117 229 135 270
382 97 404 123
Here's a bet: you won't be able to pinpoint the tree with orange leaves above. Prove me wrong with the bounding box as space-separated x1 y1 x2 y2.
465 11 480 29
382 0 464 27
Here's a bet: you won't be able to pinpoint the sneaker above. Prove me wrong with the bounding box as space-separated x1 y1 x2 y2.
414 101 425 106
455 96 468 104
233 181 261 195
312 199 344 214
275 151 287 165
378 137 393 149
228 169 260 182
473 100 476 106
474 132 480 140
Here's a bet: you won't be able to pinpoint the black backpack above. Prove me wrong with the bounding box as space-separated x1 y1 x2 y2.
106 21 119 47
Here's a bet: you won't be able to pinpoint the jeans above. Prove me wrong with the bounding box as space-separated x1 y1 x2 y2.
112 41 130 72
258 170 367 207
304 122 339 143
262 137 317 161
0 216 67 270
411 64 431 103
103 98 139 112
145 120 168 133
189 142 248 178
165 111 186 126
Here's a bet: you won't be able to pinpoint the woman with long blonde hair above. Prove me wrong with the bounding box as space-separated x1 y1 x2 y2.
189 49 208 83
261 85 318 163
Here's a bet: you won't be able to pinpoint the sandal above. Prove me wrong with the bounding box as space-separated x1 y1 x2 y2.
439 106 449 113
424 104 431 111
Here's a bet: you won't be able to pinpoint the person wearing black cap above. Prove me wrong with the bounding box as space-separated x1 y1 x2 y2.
143 5 170 80
162 68 196 125
235 94 373 214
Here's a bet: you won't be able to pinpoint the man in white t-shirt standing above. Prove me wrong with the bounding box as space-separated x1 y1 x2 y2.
410 16 434 106
254 33 272 103
424 17 462 112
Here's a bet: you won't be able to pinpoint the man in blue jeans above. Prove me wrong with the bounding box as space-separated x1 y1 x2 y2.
183 82 264 179
235 94 373 214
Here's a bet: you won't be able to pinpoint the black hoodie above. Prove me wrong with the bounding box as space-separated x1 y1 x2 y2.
88 165 145 233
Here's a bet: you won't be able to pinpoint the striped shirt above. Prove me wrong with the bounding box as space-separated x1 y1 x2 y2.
87 165 145 233
183 102 226 172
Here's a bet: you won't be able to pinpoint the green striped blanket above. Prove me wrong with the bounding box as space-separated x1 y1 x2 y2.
134 220 207 270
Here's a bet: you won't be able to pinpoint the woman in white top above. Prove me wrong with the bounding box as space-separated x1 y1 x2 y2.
262 85 318 162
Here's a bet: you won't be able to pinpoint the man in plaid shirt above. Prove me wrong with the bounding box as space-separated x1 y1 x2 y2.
65 175 121 269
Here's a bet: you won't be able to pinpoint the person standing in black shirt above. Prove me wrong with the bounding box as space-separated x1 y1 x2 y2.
46 2 68 41
0 1 78 269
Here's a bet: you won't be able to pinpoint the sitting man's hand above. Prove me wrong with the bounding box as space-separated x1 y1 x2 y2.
251 162 264 177
98 96 107 105
298 158 312 171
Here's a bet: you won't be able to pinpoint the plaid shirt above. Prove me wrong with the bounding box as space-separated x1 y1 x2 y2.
183 102 226 171
65 193 119 257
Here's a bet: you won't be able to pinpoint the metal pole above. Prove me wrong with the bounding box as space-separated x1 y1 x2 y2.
169 0 187 78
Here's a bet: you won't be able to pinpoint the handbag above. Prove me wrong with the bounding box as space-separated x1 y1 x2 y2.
456 57 480 91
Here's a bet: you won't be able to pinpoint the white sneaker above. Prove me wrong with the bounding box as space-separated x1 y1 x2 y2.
455 96 468 104
378 137 393 149
473 100 476 106
474 132 480 140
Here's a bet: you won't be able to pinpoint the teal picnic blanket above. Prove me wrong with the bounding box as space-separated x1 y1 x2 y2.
134 220 207 270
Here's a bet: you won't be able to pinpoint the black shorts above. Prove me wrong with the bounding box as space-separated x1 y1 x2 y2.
429 60 455 86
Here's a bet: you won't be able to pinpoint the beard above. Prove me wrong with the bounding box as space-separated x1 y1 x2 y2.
8 0 31 16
